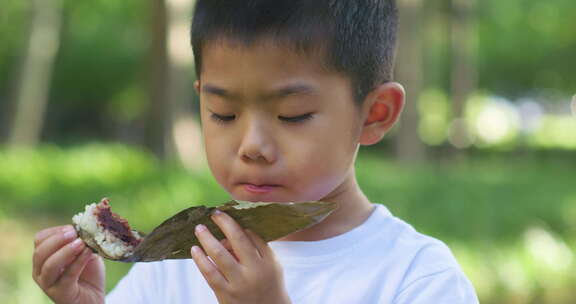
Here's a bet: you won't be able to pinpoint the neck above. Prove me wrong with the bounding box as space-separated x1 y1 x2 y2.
277 168 374 242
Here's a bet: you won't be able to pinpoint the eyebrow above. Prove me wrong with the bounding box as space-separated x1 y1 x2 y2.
202 85 235 99
201 83 316 102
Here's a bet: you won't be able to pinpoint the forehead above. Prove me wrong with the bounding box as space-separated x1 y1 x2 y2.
200 38 343 86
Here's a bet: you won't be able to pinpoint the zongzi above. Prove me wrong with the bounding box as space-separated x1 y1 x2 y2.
73 198 338 263
72 198 143 260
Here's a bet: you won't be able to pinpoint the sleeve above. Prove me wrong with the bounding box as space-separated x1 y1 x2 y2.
392 267 479 304
105 262 164 304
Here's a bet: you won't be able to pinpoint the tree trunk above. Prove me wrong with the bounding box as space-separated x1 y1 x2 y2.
145 0 203 167
166 0 206 170
448 0 478 150
8 0 63 148
145 0 170 159
394 0 427 163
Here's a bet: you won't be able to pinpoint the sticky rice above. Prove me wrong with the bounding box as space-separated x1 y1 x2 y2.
72 198 142 260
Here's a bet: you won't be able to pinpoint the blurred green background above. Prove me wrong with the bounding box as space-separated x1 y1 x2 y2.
1 0 575 303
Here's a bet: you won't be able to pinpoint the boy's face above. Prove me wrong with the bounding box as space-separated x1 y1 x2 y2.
196 39 364 203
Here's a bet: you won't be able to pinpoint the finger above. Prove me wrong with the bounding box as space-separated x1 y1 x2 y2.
195 224 239 278
35 225 74 247
220 239 239 261
191 245 228 290
57 247 94 288
39 238 85 288
211 210 260 263
220 238 231 250
33 227 78 277
245 229 269 260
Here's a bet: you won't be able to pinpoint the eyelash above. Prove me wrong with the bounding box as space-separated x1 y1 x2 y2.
210 113 236 124
278 113 314 123
209 112 314 124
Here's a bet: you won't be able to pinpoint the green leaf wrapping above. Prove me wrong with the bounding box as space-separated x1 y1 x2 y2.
75 200 338 263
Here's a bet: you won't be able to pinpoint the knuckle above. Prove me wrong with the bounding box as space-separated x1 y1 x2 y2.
56 271 73 287
211 247 228 258
203 269 222 288
45 285 59 299
34 232 46 246
42 259 58 275
235 232 250 244
209 280 225 293
37 272 48 287
204 266 219 278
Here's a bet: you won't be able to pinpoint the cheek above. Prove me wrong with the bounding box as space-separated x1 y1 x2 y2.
203 126 233 189
205 143 225 183
287 138 354 200
307 122 358 196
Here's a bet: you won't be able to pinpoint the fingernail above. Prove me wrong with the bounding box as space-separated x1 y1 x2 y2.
83 248 93 258
195 224 207 233
191 246 201 254
69 238 83 248
63 229 77 240
212 209 222 216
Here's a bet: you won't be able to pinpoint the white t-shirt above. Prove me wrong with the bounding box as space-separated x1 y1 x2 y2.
106 204 479 303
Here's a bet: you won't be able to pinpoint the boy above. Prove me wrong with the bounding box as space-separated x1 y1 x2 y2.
32 0 479 303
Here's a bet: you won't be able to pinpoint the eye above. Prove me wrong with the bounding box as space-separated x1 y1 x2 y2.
210 112 236 124
278 113 314 123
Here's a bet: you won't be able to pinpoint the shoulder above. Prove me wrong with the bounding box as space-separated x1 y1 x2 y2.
365 205 478 303
368 204 460 269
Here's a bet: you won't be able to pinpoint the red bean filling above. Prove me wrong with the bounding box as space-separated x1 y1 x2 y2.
95 199 141 247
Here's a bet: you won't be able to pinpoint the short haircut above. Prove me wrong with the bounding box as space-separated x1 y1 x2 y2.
191 0 398 104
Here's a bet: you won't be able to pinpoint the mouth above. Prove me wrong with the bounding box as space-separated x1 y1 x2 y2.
239 183 281 194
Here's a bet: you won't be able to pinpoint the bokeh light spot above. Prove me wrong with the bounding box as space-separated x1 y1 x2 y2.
524 226 573 272
448 118 475 149
475 101 520 144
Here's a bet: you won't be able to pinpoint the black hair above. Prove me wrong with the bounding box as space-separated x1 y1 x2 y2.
191 0 398 104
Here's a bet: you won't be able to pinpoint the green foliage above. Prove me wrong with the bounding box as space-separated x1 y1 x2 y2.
52 0 147 106
0 144 229 231
0 0 28 94
478 0 576 97
2 0 575 145
357 152 576 243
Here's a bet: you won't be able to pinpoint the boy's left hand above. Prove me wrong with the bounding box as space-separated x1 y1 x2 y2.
191 209 292 304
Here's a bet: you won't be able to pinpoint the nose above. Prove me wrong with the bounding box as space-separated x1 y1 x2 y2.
237 119 277 164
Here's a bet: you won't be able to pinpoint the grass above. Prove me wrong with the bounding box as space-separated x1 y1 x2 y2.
1 143 575 303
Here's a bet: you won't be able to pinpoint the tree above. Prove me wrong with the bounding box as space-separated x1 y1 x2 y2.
394 0 427 163
144 0 170 159
8 0 63 148
165 0 205 170
447 0 478 150
146 0 203 168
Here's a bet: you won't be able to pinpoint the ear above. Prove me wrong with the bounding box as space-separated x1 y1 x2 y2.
194 80 201 94
359 82 405 146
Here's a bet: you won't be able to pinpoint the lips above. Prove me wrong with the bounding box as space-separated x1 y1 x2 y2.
241 183 280 194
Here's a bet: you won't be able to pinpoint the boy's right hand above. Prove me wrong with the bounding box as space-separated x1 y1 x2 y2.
33 225 105 304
